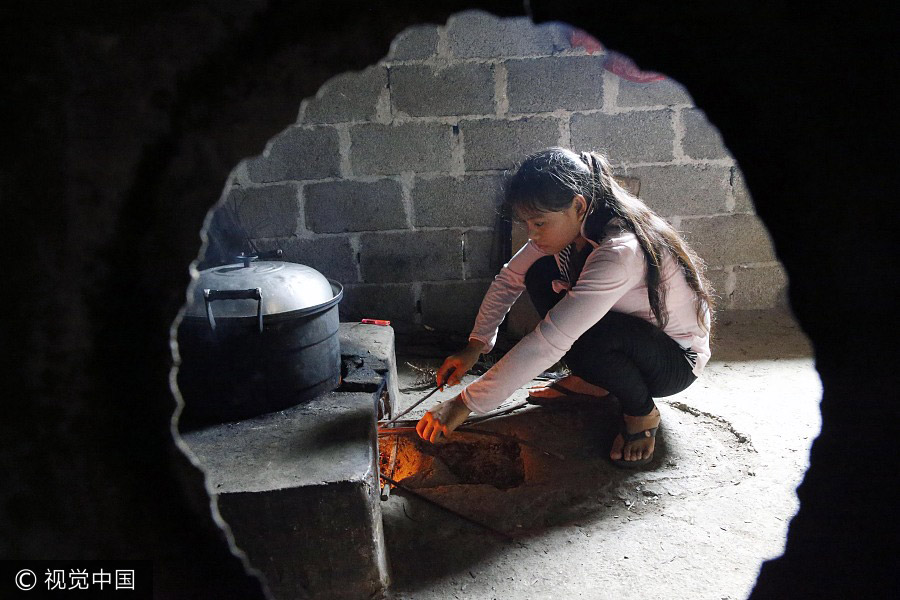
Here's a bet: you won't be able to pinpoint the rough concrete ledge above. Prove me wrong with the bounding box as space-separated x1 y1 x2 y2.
184 391 379 493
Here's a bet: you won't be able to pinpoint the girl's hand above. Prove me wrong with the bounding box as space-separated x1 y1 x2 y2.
415 395 471 443
436 340 486 389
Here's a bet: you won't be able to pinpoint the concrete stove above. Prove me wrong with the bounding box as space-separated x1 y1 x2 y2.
180 323 399 600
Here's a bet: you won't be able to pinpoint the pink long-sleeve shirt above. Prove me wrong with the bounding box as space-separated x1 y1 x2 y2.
460 219 711 414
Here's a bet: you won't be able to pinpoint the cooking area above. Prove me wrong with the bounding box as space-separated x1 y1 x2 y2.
7 2 890 599
175 11 819 600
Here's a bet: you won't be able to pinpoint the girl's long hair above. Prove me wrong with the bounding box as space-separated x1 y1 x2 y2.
505 147 714 331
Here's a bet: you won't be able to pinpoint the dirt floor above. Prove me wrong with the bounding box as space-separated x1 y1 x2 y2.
379 309 821 600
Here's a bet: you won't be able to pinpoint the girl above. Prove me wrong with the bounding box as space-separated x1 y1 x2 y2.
416 148 714 467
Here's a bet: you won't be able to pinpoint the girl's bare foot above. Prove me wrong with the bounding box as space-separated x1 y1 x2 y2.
609 406 661 463
527 374 609 401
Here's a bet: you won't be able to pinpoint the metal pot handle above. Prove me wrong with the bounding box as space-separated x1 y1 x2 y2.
202 288 264 332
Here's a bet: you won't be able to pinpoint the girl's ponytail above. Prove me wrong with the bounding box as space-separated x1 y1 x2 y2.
580 149 714 333
579 151 616 243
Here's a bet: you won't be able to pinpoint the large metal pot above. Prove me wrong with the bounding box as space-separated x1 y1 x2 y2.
176 253 343 429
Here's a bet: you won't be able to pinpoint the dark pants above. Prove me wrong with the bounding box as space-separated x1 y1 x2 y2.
525 255 696 416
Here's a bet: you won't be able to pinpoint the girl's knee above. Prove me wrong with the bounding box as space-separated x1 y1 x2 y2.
565 349 626 381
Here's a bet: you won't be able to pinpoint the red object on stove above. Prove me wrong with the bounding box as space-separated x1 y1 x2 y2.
361 319 390 326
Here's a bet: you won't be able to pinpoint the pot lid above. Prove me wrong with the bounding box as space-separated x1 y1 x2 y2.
185 259 337 319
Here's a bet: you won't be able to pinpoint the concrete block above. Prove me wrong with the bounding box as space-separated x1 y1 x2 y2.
247 126 341 183
463 229 504 279
339 283 417 325
223 184 299 238
359 230 463 282
350 123 452 175
704 268 731 309
412 175 504 227
253 235 358 284
682 108 730 160
732 264 789 309
680 215 777 268
731 166 755 213
460 117 561 171
617 77 693 108
390 63 495 117
386 24 440 61
420 279 493 333
506 56 605 113
338 322 401 417
301 66 387 124
447 11 568 58
305 179 407 233
570 110 674 164
182 390 389 600
623 165 730 216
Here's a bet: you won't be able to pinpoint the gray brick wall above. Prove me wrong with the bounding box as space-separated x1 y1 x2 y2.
412 175 503 228
305 179 406 233
506 56 606 113
359 230 463 283
247 126 341 183
571 110 674 163
617 78 693 108
420 280 493 332
390 64 495 117
731 265 788 309
463 229 505 279
682 108 730 160
731 167 754 213
446 12 566 59
705 269 731 307
387 25 439 61
350 123 452 175
254 235 358 285
681 215 776 268
301 67 387 124
225 185 300 238
461 117 561 171
213 12 780 339
339 283 417 325
624 165 730 216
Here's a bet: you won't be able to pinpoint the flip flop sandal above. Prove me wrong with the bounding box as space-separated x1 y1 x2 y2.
610 423 659 469
526 381 609 406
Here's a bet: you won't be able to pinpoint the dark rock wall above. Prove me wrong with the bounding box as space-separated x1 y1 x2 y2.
1 1 894 597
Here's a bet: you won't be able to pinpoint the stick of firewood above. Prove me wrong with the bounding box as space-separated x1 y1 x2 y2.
377 399 531 428
380 437 400 501
465 400 531 423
